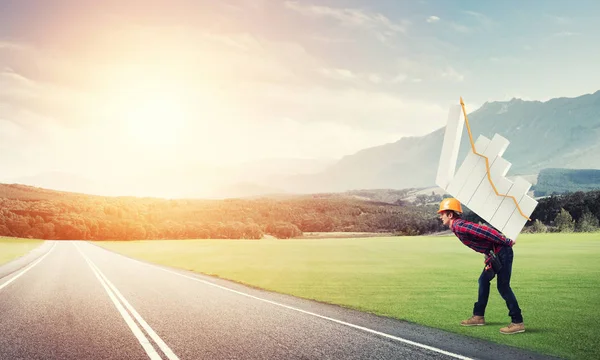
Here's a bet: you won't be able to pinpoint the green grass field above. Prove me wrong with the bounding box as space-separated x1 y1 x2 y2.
97 233 600 360
0 237 44 265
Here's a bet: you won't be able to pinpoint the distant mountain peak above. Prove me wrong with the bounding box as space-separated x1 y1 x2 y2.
271 89 600 193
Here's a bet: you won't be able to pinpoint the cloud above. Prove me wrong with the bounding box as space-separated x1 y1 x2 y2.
0 117 27 146
319 68 358 81
426 16 440 23
29 85 447 173
0 100 77 178
193 87 448 163
544 14 571 25
250 118 408 160
220 0 267 11
243 84 447 135
284 1 406 32
310 35 355 44
0 40 29 51
319 68 397 84
0 67 98 130
367 74 382 84
0 3 465 178
395 58 464 83
0 69 38 98
0 37 102 99
450 22 470 33
3 25 319 92
553 31 581 37
1 25 449 174
283 1 408 42
447 11 493 34
489 56 525 66
441 66 464 82
391 74 408 83
201 32 263 52
462 10 494 29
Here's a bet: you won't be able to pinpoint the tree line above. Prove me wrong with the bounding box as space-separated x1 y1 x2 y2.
1 184 598 241
0 184 445 240
525 190 600 233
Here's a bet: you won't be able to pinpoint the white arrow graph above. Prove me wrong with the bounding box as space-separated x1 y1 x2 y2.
435 103 538 241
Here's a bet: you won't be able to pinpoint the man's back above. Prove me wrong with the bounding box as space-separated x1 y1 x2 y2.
451 218 513 254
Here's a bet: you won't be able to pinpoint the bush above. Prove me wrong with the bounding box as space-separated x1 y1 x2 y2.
575 210 599 232
554 208 575 233
266 221 303 239
532 219 547 233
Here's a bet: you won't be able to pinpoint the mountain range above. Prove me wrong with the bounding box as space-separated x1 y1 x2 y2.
4 90 600 198
270 89 600 194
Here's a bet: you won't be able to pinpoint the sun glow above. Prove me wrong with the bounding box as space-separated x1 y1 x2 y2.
98 63 233 166
122 92 189 147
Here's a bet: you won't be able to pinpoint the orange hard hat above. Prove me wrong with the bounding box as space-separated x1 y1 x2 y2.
437 198 463 214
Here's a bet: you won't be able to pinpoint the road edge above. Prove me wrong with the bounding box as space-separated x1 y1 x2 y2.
0 240 55 281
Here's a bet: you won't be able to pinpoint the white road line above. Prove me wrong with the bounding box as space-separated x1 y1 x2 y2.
74 243 166 360
82 247 180 360
113 248 474 360
0 241 56 292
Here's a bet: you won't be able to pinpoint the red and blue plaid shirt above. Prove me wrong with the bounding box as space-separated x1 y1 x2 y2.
451 219 514 254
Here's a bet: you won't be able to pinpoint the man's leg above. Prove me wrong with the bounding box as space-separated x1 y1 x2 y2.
461 267 494 326
460 268 494 326
496 247 525 334
474 266 494 316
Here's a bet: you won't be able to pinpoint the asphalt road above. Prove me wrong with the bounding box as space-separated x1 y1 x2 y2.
0 241 561 360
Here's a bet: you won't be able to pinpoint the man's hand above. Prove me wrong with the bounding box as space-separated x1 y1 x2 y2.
484 256 493 271
484 255 492 266
508 239 515 247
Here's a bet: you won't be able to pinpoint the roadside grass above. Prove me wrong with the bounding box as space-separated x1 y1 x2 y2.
0 237 44 265
96 233 600 360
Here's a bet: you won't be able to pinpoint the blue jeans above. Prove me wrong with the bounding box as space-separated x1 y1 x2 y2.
473 246 523 323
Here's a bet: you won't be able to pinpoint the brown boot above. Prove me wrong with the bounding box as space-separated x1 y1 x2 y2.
500 322 525 334
460 315 485 326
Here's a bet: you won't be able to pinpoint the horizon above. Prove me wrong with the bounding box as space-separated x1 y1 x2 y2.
2 1 600 197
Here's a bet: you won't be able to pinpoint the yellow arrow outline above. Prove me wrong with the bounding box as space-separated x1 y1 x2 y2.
460 97 531 221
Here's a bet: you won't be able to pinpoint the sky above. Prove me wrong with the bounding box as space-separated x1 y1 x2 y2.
1 0 600 187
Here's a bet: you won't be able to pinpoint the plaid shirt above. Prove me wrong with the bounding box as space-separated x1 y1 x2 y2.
451 219 514 254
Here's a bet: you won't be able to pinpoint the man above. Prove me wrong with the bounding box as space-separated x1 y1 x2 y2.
438 197 525 334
